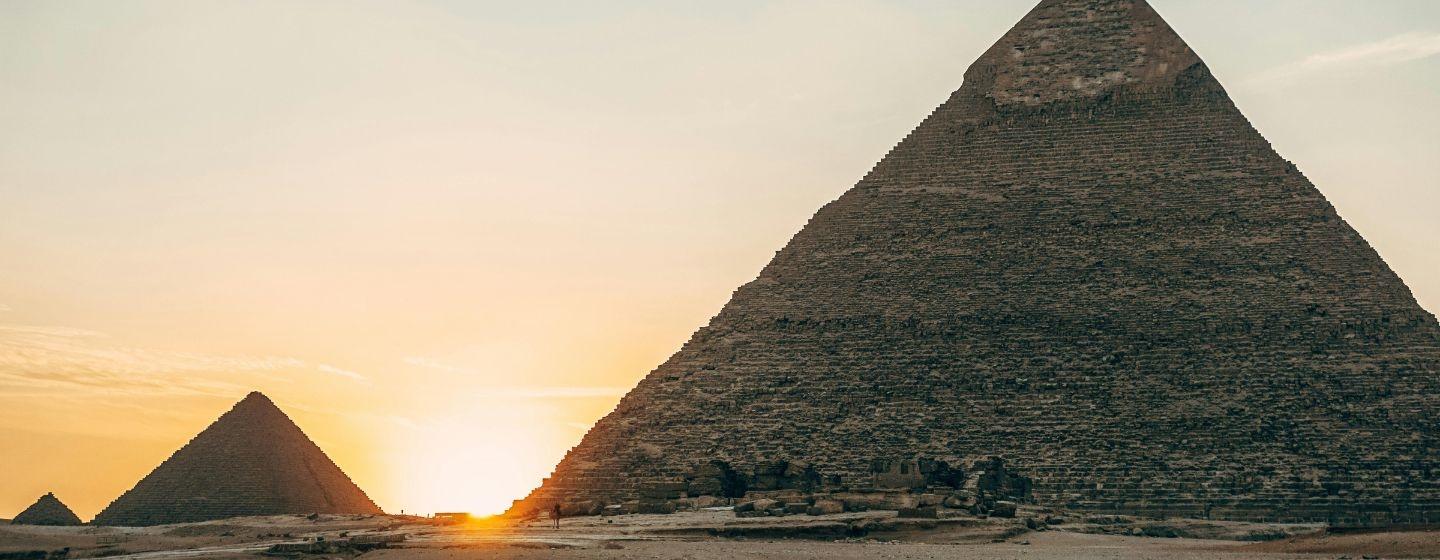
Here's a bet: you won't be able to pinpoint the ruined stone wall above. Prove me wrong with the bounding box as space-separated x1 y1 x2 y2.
515 0 1440 525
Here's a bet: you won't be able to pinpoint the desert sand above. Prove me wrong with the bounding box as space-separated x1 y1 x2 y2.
4 509 1440 560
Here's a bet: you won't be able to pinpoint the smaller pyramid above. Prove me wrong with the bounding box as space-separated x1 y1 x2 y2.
92 392 383 526
12 493 82 526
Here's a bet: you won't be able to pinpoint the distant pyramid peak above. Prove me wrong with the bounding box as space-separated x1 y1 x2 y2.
12 492 82 526
962 0 1202 107
92 392 382 526
234 391 278 410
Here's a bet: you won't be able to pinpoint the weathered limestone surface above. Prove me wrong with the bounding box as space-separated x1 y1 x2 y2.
11 493 82 526
92 392 382 526
515 0 1440 525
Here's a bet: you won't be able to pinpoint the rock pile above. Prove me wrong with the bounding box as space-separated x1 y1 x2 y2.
513 0 1440 525
265 534 405 555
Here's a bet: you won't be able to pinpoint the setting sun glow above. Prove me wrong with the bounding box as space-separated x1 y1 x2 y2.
3 0 1439 522
383 399 597 516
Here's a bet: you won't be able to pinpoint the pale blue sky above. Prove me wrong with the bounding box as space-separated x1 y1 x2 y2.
2 0 1438 517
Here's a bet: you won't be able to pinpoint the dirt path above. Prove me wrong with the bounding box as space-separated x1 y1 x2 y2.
6 513 1440 559
358 531 1343 560
1240 529 1440 559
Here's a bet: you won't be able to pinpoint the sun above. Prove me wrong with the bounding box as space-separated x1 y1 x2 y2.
384 403 572 517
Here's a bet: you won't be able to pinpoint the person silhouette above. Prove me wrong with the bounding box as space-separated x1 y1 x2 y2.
552 502 561 529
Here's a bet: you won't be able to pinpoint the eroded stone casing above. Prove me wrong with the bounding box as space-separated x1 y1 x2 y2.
514 0 1440 525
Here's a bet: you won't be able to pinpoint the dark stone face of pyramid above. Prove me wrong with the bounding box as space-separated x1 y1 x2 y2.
517 0 1440 524
91 392 382 526
11 493 82 526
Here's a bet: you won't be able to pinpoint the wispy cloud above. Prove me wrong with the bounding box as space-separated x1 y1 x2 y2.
390 415 421 430
1248 32 1440 87
317 363 370 384
0 324 271 397
0 323 365 398
0 304 12 313
405 356 628 400
489 386 629 399
404 356 475 375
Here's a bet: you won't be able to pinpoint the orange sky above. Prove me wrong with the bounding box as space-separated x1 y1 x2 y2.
2 0 1438 519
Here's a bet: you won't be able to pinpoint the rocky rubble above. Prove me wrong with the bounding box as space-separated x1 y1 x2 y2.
529 457 1033 522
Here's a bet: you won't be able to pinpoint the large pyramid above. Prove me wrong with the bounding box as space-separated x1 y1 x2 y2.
517 0 1440 525
92 392 382 526
11 493 82 526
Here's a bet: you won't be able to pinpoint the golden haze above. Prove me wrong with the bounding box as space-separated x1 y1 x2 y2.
2 0 1438 520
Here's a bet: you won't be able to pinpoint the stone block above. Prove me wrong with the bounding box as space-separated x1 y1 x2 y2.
898 506 939 519
917 493 944 507
692 496 722 509
806 500 844 516
636 501 676 515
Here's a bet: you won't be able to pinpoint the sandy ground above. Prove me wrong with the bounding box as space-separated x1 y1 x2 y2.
0 514 407 559
360 532 1314 560
3 511 1439 559
1241 529 1440 559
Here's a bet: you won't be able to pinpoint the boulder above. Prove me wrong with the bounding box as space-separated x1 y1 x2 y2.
917 493 945 507
560 501 601 517
637 501 676 515
834 491 917 512
898 506 939 519
638 482 687 500
692 496 723 509
686 479 724 496
806 500 844 516
992 501 1018 518
943 495 971 509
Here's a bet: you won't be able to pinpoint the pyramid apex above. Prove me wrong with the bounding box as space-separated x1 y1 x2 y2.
238 391 275 405
962 0 1204 107
227 391 288 422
